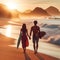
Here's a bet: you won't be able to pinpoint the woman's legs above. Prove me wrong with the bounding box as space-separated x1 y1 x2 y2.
23 47 26 53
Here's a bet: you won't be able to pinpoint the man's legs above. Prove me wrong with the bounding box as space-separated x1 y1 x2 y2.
35 39 39 53
33 39 36 53
33 37 39 54
33 42 38 54
33 40 38 54
36 42 38 53
33 42 35 51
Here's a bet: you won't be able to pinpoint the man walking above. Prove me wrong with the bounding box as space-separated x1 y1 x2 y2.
30 20 40 54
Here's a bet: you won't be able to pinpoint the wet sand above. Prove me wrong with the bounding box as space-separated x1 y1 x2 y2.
0 34 59 60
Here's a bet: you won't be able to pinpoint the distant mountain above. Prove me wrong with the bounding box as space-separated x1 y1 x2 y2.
46 6 60 16
1 4 60 18
10 9 20 18
31 7 49 16
0 4 11 18
24 10 32 13
0 3 20 18
21 7 50 17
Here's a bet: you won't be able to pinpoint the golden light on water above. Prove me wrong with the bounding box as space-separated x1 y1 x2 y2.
5 25 12 37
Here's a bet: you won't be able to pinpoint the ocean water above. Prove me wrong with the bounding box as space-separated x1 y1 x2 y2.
0 18 60 59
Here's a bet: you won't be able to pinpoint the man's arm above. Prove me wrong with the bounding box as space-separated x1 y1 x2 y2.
39 27 40 32
30 27 32 36
26 29 31 39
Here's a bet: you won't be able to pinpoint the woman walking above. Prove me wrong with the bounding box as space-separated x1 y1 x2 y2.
20 24 30 53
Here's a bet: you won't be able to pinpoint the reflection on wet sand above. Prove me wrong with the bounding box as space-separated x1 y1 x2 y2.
5 25 12 37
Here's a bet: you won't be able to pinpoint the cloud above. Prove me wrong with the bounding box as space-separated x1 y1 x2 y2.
16 0 50 4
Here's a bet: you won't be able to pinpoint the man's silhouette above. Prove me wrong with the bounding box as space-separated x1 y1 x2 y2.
30 21 40 54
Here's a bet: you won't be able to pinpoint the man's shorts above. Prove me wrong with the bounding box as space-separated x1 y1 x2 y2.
32 35 39 43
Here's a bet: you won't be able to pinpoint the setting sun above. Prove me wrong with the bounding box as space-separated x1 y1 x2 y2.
5 2 17 10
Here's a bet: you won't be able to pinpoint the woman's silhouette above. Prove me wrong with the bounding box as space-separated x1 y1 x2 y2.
21 24 30 53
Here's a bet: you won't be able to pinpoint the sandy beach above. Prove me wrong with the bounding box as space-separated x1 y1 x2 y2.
0 0 60 59
0 34 59 60
0 18 60 60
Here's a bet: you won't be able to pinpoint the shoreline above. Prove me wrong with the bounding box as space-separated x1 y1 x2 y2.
0 18 60 60
0 34 59 60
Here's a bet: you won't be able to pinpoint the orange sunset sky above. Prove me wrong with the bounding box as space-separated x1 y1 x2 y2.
0 0 60 12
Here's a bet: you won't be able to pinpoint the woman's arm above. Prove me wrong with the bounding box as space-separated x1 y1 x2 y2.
27 29 31 39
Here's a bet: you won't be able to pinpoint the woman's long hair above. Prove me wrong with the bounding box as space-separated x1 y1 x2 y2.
21 24 27 33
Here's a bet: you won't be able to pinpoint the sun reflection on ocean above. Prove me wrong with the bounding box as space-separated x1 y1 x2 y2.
5 25 12 37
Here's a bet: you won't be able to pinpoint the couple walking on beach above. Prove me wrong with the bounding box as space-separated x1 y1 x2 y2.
17 20 40 54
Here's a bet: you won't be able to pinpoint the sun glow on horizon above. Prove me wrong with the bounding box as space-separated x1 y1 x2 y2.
5 1 17 10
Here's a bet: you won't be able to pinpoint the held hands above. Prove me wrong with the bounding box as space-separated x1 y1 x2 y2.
28 35 31 39
29 36 31 39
